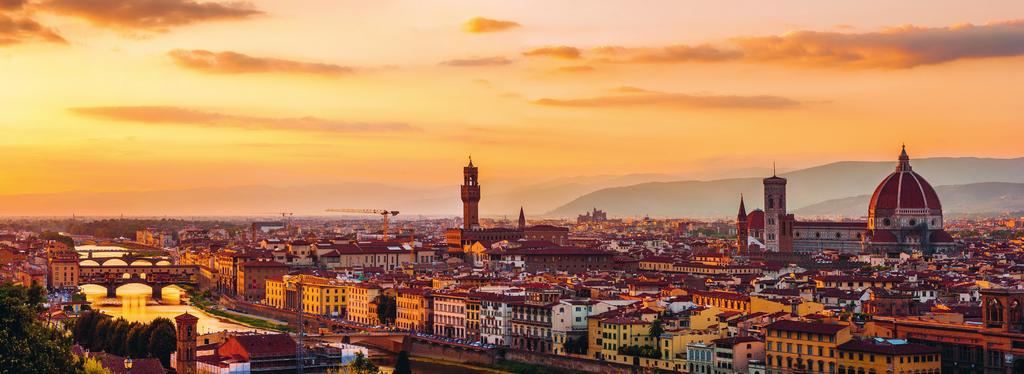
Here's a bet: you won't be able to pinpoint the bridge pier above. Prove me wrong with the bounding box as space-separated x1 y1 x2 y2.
151 284 163 301
106 284 116 298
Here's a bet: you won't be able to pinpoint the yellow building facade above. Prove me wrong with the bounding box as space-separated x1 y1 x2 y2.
836 340 941 374
395 288 431 332
765 320 852 374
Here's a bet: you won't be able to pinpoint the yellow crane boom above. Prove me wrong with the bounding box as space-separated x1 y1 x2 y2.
325 208 400 240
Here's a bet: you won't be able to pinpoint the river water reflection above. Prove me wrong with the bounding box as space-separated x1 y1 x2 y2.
81 283 265 334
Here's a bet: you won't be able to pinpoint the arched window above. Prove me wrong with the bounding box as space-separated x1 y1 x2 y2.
988 298 1005 325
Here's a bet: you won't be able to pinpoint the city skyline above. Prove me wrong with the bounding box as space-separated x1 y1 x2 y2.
3 1 1024 198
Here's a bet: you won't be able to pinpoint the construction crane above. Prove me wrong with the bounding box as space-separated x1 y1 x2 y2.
325 208 400 240
257 212 294 233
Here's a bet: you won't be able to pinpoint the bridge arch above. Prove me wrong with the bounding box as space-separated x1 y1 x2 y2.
155 260 171 266
102 258 129 266
80 260 100 266
130 260 154 266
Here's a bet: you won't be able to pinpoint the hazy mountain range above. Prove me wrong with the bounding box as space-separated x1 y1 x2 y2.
547 157 1024 218
794 182 1024 217
2 157 1023 218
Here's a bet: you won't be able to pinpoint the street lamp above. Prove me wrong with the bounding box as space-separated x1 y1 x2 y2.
124 357 133 373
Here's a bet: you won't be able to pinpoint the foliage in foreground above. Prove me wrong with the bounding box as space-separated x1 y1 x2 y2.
72 311 177 367
0 282 85 373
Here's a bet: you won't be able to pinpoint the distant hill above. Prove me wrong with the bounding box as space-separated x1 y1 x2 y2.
547 157 1024 218
795 182 1024 217
4 157 1024 217
0 184 456 217
0 174 684 217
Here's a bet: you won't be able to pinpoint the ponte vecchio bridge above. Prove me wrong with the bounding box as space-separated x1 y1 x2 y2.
78 254 198 300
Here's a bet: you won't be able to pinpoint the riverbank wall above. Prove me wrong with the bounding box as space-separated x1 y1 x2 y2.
219 296 299 324
407 337 498 366
502 351 635 374
218 297 638 373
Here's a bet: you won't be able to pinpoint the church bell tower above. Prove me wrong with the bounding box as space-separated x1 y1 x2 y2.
174 312 198 374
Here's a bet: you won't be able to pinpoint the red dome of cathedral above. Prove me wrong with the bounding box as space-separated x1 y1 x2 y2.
868 146 942 215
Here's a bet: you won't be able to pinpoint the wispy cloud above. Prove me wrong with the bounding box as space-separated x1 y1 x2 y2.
42 0 261 30
596 44 740 63
70 106 419 133
733 20 1024 68
593 19 1024 69
462 17 520 33
0 13 66 45
439 56 512 67
533 89 799 109
168 49 352 75
0 0 25 10
523 46 581 59
553 65 595 73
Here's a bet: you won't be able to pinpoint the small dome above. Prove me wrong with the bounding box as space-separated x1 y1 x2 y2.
746 210 765 230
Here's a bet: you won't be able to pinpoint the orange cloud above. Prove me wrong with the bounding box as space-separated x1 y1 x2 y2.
168 49 352 75
43 0 261 30
439 56 512 67
733 20 1024 68
0 0 25 10
533 89 799 109
594 19 1024 69
523 46 581 59
597 44 741 63
554 65 595 73
70 106 419 133
462 17 520 33
0 13 65 45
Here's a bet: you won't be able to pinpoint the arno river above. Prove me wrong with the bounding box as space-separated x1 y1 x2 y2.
77 244 268 334
75 245 496 373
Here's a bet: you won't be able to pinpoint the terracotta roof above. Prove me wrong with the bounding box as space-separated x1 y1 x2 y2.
225 333 297 358
794 221 867 229
239 261 288 268
712 336 761 346
765 320 848 335
837 339 940 355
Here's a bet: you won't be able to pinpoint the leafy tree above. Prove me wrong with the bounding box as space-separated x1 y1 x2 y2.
375 296 397 325
40 231 76 249
27 281 46 309
125 323 149 359
73 311 96 345
649 319 664 338
147 318 177 367
618 344 661 359
83 357 112 374
394 350 412 374
563 334 588 355
104 318 131 356
0 282 83 373
348 351 380 374
92 318 112 351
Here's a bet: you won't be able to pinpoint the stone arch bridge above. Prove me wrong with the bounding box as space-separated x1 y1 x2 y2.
79 264 198 300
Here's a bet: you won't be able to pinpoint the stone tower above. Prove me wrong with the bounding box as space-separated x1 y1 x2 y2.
736 195 748 253
461 157 481 229
763 167 787 252
174 312 199 374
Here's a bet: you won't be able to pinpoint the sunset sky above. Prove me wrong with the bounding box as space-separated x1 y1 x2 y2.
3 0 1024 196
